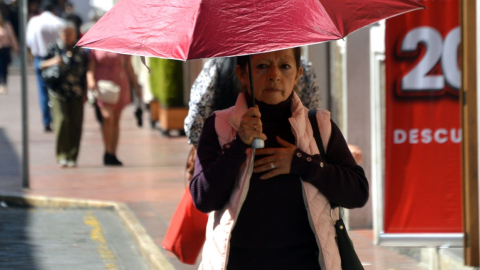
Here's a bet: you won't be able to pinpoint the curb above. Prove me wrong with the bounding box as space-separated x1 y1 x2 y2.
0 192 175 270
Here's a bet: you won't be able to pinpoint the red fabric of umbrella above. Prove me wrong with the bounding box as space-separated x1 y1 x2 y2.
77 0 424 60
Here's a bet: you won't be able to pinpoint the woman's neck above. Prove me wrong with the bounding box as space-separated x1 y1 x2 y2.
245 91 293 122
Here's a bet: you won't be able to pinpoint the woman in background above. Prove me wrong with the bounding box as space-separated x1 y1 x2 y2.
40 22 88 167
87 49 141 166
0 12 18 94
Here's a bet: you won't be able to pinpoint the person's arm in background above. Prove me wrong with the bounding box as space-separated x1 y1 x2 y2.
6 22 19 54
26 18 34 50
184 59 218 147
124 55 142 99
39 43 61 69
86 52 96 91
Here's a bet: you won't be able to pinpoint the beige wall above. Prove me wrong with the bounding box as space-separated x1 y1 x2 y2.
345 27 373 229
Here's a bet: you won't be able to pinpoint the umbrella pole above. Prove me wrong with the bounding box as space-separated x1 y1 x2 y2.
247 56 255 106
248 55 264 149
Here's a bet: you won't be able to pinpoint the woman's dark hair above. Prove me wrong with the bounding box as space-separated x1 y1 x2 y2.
236 47 302 72
212 57 241 111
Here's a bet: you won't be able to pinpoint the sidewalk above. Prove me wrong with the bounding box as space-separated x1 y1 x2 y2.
0 72 425 269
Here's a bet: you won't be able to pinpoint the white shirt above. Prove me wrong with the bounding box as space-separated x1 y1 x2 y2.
26 11 65 57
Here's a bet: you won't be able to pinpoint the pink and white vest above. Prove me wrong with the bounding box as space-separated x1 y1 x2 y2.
199 92 341 270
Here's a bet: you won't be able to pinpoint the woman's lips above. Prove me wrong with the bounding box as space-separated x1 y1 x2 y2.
263 88 281 92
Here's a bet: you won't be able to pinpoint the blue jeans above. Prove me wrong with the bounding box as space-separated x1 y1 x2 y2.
34 57 52 127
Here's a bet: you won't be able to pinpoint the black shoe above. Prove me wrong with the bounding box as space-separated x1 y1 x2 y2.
44 125 53 132
104 153 123 166
110 155 123 166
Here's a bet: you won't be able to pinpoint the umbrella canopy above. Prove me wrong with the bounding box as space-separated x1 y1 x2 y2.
77 0 424 60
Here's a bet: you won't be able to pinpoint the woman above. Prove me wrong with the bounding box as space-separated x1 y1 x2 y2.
87 47 141 166
0 12 18 94
40 22 88 167
190 48 369 270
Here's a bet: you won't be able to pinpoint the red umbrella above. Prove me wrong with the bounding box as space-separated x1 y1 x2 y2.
78 0 424 148
77 0 424 60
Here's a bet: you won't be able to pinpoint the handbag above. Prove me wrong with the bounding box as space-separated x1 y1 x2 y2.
162 186 208 265
93 80 120 104
41 41 64 88
41 65 62 87
308 110 364 270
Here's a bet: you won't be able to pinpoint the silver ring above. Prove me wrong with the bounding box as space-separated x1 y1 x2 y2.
270 163 275 169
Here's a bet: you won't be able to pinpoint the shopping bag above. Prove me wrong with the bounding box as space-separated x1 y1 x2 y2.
162 187 208 265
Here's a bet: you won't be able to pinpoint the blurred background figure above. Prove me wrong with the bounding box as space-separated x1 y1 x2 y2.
0 12 18 94
87 50 141 166
40 22 88 168
81 7 105 126
62 1 82 40
26 0 64 132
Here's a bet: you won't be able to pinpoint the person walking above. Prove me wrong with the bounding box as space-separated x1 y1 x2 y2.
40 22 88 168
190 48 369 269
26 0 64 132
0 12 18 94
87 50 141 166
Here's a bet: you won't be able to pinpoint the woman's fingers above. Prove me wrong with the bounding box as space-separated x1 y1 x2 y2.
253 155 276 167
238 106 266 144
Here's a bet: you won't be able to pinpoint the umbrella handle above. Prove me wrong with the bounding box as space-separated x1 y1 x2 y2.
247 56 265 149
251 138 265 149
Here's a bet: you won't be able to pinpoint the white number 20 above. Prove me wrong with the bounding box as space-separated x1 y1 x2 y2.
401 26 460 91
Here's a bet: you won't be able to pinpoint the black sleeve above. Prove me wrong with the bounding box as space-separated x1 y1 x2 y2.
190 114 249 213
290 120 369 208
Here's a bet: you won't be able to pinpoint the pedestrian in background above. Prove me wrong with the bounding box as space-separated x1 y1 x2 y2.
87 50 141 166
40 22 88 168
26 0 64 132
0 12 18 94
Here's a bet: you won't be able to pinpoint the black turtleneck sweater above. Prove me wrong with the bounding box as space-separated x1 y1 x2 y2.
190 93 369 269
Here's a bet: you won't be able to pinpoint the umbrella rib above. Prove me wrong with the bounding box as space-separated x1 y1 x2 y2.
185 0 204 60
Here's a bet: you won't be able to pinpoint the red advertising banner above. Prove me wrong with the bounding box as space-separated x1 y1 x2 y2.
384 0 461 233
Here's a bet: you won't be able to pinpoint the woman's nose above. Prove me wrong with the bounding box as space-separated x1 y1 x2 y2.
268 67 280 81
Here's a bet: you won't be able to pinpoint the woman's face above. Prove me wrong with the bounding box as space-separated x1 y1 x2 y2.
60 28 77 47
236 49 303 105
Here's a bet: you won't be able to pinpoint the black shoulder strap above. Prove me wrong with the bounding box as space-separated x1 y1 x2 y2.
308 110 339 209
308 110 326 162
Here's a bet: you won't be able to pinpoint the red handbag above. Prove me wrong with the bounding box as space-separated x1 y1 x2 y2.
162 186 208 265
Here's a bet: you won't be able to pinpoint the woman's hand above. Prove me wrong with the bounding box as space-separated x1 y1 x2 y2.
238 105 267 145
347 144 363 164
253 136 296 179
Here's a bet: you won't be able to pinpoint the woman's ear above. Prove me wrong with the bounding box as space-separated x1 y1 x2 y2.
235 65 248 89
294 67 304 85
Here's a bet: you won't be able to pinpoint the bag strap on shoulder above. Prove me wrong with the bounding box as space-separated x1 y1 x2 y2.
308 110 327 161
308 110 340 210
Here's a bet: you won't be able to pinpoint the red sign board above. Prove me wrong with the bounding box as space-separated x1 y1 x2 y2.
384 0 462 233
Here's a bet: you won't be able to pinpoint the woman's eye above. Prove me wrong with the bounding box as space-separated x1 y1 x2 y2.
281 64 291 69
257 64 267 69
